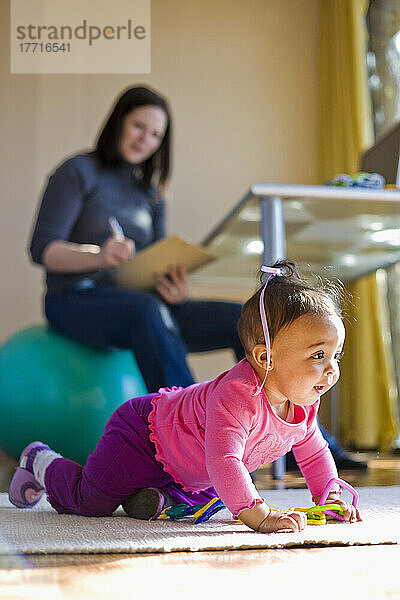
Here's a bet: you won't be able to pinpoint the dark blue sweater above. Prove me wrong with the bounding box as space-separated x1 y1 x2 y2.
30 152 166 293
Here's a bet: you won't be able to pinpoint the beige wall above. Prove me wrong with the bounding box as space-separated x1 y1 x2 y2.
0 0 320 377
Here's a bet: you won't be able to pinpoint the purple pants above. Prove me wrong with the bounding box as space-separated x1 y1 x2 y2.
44 393 217 516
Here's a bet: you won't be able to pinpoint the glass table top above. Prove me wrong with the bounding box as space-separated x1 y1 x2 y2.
191 184 400 294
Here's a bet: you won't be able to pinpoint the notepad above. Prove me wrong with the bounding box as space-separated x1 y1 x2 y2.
115 235 216 290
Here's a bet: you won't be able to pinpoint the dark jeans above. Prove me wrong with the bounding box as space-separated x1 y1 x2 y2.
45 284 244 392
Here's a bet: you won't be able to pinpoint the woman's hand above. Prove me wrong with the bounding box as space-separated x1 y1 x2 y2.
256 509 308 533
155 264 188 304
98 236 135 268
312 492 362 523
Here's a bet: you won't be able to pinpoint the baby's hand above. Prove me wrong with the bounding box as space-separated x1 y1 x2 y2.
313 492 362 523
257 509 307 533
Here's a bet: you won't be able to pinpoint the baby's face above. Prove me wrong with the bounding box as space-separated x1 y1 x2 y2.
265 312 345 407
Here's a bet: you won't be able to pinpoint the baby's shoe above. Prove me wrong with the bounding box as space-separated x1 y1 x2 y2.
8 441 48 508
122 487 177 520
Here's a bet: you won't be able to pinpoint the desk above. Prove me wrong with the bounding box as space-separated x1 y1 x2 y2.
194 183 400 290
192 183 400 477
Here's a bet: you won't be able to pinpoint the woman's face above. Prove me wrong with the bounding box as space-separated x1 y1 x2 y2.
119 105 168 164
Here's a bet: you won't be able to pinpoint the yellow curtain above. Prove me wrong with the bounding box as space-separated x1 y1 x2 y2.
319 0 399 450
319 0 373 182
340 272 399 451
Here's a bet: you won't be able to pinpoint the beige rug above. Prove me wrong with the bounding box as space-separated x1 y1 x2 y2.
0 487 399 555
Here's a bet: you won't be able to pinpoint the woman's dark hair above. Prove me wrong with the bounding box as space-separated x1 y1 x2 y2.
237 260 344 354
95 85 171 190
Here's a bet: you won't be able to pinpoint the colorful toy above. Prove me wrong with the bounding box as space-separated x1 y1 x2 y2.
159 497 225 523
317 476 359 521
291 477 358 524
328 171 385 189
289 503 344 525
158 477 358 526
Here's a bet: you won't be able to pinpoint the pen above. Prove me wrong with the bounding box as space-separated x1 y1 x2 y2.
108 216 125 241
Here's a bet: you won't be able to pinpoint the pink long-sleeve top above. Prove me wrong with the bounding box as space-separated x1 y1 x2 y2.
148 359 338 517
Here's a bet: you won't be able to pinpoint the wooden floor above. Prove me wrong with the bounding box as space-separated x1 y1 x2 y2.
1 451 399 600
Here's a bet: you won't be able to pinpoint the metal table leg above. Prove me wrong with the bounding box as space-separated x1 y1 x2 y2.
260 196 287 479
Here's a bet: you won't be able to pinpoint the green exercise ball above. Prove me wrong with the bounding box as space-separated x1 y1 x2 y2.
0 325 147 464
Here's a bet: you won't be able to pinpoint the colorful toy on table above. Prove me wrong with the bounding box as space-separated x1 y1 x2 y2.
328 172 385 189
